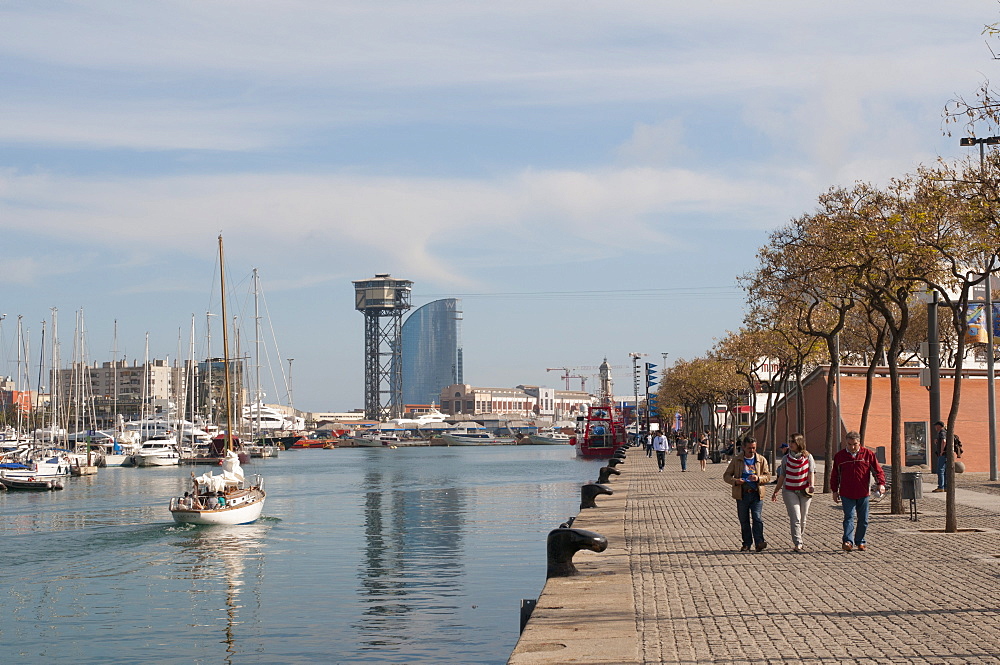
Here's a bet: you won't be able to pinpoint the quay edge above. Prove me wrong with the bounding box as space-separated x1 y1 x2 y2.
508 469 638 664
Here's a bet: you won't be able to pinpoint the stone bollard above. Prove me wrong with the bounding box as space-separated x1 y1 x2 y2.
580 482 613 509
546 527 609 577
597 465 621 484
607 457 624 468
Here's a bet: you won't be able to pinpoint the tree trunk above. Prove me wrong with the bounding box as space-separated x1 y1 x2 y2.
887 341 903 516
823 336 839 493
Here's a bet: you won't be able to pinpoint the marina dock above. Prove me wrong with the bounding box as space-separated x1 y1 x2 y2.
511 447 1000 664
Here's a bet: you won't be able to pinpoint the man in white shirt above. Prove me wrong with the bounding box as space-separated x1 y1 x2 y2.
652 432 668 471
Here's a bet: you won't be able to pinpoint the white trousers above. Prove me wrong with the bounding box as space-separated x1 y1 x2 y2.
781 489 812 547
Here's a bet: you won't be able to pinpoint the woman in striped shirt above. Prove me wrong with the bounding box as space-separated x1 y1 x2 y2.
771 433 816 552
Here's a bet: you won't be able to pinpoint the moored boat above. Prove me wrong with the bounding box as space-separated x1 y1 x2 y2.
527 430 572 445
133 437 181 467
440 431 516 446
0 476 64 490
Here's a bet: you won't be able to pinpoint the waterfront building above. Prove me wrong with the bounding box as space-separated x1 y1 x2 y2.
52 359 186 426
439 383 591 419
755 364 996 472
400 298 463 407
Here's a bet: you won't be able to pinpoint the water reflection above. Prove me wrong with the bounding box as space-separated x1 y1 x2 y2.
356 460 466 649
171 524 268 664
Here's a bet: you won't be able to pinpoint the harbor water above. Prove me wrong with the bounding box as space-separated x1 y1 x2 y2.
1 446 600 664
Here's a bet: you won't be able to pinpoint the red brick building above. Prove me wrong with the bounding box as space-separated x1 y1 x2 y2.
754 365 996 472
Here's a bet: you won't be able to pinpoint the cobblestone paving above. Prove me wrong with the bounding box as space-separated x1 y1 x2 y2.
624 450 1000 664
954 471 1000 497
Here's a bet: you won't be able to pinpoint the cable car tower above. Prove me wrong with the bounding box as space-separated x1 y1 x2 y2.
353 273 413 421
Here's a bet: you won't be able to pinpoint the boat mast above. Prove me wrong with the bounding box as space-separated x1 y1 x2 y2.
15 315 24 438
205 311 213 425
112 320 118 438
188 314 196 426
35 319 45 437
219 235 235 453
253 268 262 439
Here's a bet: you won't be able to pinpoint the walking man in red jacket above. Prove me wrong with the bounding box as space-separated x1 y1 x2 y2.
830 431 885 552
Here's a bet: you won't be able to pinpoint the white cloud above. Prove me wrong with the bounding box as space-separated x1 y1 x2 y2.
0 164 792 286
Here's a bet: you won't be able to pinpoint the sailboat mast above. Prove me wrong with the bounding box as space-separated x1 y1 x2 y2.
253 268 261 438
219 235 235 453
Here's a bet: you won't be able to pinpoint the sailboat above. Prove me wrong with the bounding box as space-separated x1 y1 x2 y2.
169 235 266 526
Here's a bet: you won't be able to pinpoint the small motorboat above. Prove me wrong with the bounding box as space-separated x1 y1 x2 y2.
0 476 65 491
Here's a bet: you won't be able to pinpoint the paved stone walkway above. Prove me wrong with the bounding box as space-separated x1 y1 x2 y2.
511 448 1000 664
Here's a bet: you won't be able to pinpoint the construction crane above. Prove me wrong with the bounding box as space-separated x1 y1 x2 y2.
547 364 626 391
546 367 587 390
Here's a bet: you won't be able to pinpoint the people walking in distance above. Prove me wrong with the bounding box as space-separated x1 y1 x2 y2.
652 431 667 471
645 431 654 458
932 420 948 492
675 434 690 472
697 433 709 471
771 433 816 552
831 431 885 552
723 437 771 552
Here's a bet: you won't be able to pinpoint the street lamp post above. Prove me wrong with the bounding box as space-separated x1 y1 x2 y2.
960 136 1000 480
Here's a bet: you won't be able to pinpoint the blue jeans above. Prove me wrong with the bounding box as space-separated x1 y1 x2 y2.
679 453 688 471
841 495 870 546
737 491 764 547
655 450 665 469
936 454 947 489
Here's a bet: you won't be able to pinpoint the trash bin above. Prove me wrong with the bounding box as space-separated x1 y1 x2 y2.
901 471 922 500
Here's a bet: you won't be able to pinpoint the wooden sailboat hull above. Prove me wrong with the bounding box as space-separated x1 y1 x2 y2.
170 488 266 526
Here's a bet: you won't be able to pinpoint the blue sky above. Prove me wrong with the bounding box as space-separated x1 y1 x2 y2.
0 1 993 412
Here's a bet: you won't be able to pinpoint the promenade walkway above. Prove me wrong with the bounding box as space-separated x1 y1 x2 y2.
510 447 1000 664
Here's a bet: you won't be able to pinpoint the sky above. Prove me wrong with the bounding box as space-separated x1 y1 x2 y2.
0 1 996 413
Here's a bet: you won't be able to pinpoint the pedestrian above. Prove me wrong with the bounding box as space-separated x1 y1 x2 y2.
697 433 709 471
932 420 948 492
771 433 816 552
645 431 654 458
830 431 886 552
723 437 771 552
652 431 667 471
676 434 689 471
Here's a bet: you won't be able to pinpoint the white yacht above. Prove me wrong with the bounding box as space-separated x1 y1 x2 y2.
439 424 515 446
389 408 449 428
133 437 181 467
527 429 572 445
242 403 304 431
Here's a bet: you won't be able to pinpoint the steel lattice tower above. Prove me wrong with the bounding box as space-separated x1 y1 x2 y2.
353 274 413 421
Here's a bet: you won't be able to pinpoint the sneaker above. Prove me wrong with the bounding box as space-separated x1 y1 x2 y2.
792 545 803 553
857 544 867 551
932 488 946 493
842 542 853 552
755 542 768 552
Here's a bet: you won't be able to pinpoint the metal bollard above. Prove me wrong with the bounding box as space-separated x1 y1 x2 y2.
597 466 621 484
546 527 609 577
580 482 613 509
607 457 624 468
